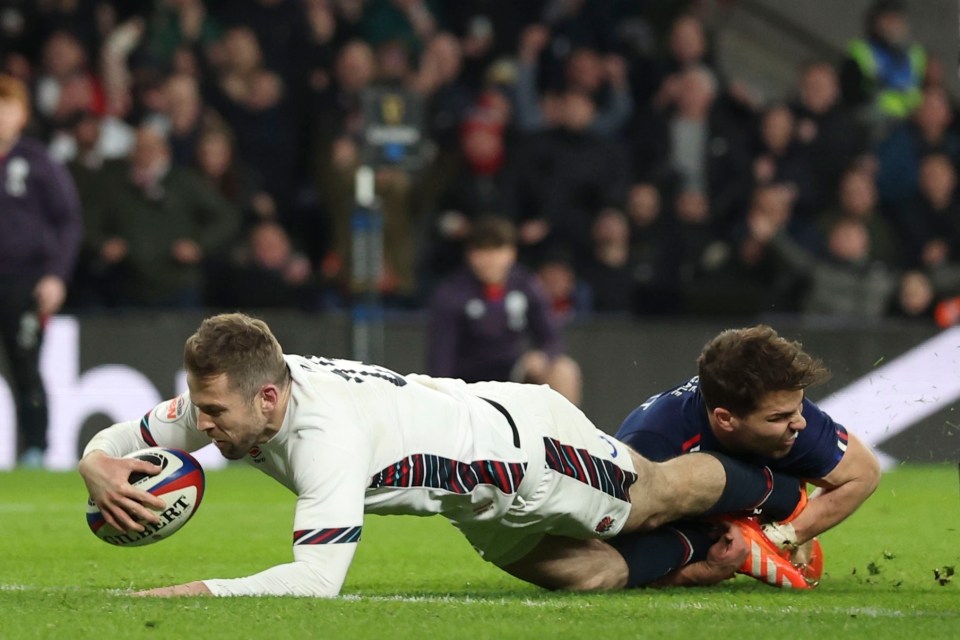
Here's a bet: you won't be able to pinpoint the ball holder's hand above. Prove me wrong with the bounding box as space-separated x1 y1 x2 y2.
79 451 166 533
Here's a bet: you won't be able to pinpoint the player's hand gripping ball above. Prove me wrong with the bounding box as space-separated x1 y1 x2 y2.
86 447 205 546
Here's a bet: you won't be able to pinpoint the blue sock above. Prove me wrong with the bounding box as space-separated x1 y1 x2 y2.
701 451 802 521
610 521 718 587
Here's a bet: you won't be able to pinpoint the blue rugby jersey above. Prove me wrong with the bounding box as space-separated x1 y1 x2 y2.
615 376 847 479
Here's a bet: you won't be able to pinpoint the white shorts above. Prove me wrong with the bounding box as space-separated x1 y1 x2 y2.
456 382 639 566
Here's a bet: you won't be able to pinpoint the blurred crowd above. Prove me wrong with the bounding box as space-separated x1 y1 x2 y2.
5 0 960 324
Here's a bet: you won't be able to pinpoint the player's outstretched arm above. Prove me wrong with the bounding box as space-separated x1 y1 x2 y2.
133 545 357 598
776 432 880 545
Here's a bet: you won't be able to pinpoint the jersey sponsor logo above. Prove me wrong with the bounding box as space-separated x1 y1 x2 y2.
248 446 265 463
598 434 619 458
301 356 408 387
167 396 183 419
154 394 188 423
595 516 615 534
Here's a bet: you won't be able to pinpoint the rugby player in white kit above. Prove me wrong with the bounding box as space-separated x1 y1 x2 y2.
79 313 806 596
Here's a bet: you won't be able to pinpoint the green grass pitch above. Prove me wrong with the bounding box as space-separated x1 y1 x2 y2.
1 464 957 639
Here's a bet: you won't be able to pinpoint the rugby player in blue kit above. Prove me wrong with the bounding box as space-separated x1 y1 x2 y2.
611 325 880 588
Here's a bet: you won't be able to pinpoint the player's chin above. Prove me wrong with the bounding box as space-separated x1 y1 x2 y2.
768 442 795 458
214 441 246 460
221 447 248 460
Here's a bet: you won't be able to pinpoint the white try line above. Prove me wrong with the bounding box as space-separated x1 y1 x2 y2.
660 600 957 619
1 586 956 619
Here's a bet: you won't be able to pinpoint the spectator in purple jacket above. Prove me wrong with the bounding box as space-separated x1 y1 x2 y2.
427 216 582 405
0 74 83 468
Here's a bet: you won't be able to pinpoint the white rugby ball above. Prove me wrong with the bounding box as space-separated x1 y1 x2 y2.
86 447 205 547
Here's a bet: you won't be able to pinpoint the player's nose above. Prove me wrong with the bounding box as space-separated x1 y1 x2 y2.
791 411 807 431
196 412 216 433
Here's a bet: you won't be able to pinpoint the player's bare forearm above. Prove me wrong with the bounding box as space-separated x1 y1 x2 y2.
790 433 880 542
133 581 212 597
790 477 876 542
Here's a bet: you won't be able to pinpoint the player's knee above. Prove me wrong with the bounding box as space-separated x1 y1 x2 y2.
624 455 680 531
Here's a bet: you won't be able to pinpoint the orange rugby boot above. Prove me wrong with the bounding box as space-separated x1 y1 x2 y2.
789 537 824 587
733 517 814 589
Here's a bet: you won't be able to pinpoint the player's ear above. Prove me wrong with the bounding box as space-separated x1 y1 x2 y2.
712 407 736 432
258 384 280 411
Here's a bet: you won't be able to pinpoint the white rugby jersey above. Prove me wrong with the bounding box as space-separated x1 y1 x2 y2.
84 355 530 597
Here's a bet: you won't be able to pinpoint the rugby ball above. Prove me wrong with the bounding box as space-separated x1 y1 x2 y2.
86 447 205 547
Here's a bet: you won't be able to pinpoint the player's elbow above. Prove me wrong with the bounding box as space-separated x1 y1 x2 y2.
296 563 344 598
861 451 882 497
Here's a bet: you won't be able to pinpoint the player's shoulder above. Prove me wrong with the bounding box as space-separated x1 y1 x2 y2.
641 378 701 413
286 354 354 384
800 396 839 430
287 354 409 391
145 391 197 428
617 378 703 435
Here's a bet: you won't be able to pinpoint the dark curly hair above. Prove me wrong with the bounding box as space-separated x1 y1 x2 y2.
697 325 830 416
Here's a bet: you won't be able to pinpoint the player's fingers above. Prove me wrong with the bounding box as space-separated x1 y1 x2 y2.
135 489 167 513
113 494 161 527
122 461 166 510
122 480 167 511
98 504 126 533
128 460 163 477
125 493 164 523
103 500 146 533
